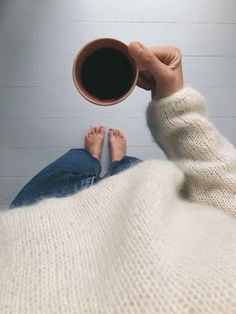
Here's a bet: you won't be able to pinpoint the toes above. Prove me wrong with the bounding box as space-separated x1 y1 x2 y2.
99 125 105 134
90 126 97 135
88 125 106 137
88 127 92 136
109 128 114 135
109 128 126 138
117 129 126 141
109 128 124 137
94 125 105 134
94 126 99 134
115 129 124 138
90 127 94 135
120 130 125 138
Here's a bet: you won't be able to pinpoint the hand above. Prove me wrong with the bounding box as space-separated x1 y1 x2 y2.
128 42 183 99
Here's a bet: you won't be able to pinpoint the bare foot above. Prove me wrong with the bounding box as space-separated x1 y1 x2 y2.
85 125 105 160
109 128 127 162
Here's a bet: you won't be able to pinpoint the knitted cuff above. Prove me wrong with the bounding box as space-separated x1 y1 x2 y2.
147 87 207 121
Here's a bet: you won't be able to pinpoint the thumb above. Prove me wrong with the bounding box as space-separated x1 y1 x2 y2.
128 41 166 80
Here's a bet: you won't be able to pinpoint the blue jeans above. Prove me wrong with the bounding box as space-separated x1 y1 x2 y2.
10 149 142 209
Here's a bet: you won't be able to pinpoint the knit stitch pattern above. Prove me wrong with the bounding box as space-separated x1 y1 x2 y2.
0 87 236 313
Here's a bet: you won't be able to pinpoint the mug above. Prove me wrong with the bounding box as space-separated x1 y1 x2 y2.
72 38 138 106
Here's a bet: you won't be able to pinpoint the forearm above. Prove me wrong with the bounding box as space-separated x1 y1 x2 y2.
146 87 236 216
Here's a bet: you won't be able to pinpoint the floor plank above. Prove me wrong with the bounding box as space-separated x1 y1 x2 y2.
0 0 235 23
0 21 236 56
1 86 236 118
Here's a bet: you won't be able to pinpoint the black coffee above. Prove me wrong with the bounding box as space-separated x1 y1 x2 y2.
81 48 133 100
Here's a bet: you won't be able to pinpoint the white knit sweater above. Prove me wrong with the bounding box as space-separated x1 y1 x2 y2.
0 87 236 314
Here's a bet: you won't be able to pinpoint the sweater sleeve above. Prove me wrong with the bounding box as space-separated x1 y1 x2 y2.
146 86 236 216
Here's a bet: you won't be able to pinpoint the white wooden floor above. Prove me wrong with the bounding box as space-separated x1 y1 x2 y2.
0 0 236 208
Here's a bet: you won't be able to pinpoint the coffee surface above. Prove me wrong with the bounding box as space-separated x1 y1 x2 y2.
81 48 133 100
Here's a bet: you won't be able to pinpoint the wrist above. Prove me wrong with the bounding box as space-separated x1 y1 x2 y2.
153 80 184 100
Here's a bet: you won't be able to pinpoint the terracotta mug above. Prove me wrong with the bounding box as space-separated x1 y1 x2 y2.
72 38 138 106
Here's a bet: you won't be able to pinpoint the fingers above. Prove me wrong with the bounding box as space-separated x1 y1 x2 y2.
136 65 155 90
128 41 165 80
148 46 182 69
136 74 153 91
140 70 153 81
128 42 182 71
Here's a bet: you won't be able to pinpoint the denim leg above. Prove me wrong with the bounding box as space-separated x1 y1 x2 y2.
10 149 101 209
103 155 142 178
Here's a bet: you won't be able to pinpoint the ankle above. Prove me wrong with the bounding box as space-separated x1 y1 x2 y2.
111 153 125 162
